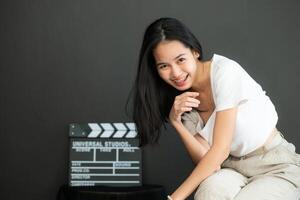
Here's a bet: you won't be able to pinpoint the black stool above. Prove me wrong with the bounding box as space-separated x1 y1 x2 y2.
57 184 166 200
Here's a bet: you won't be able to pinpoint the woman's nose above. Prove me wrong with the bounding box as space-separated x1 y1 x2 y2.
171 65 182 78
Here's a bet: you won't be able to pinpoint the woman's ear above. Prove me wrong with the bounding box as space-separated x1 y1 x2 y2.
192 50 200 58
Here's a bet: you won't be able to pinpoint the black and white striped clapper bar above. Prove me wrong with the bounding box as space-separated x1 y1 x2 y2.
68 122 141 187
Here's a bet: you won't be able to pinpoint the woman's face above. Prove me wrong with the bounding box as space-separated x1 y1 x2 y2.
153 40 199 91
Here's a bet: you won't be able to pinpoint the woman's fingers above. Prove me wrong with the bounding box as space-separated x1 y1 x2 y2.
181 101 199 108
174 92 201 111
183 91 199 97
170 91 201 123
177 92 198 100
177 92 200 100
186 97 200 104
175 106 192 114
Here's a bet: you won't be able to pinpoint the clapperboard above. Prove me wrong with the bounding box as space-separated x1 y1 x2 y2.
68 122 142 187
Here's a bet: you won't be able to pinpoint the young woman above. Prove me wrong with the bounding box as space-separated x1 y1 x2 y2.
130 17 300 200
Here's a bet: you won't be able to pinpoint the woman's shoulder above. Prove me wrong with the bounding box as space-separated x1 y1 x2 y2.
211 54 246 80
212 54 242 69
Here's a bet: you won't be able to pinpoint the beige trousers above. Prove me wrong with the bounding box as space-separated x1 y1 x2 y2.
194 130 300 200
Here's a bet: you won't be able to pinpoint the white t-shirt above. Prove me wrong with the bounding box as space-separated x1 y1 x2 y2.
181 54 278 157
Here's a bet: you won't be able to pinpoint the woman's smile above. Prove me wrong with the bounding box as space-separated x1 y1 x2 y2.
172 74 189 87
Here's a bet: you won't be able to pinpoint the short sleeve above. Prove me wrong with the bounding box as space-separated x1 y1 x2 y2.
213 60 249 112
181 109 199 136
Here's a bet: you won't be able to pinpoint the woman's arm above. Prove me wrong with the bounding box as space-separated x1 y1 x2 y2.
172 122 211 165
169 107 238 200
169 92 211 164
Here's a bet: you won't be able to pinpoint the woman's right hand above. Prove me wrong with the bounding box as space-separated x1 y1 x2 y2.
169 92 201 125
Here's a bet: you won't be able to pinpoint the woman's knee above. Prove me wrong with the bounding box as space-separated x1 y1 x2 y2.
194 168 247 200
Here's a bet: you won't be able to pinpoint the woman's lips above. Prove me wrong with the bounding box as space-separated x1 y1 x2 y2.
173 74 188 87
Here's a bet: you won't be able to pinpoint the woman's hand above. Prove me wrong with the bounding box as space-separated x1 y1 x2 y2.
169 92 200 125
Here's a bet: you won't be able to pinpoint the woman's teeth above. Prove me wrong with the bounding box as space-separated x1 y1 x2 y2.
174 75 187 83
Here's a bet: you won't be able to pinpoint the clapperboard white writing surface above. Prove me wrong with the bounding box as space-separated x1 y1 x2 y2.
68 123 142 187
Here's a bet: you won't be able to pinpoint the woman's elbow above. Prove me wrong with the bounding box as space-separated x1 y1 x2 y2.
221 148 230 162
211 146 231 165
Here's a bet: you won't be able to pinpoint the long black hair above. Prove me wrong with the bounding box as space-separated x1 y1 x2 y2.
127 17 203 147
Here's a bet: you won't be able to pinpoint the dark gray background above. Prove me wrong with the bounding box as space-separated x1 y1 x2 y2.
1 0 299 199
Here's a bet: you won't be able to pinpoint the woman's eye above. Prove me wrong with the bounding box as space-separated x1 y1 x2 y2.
178 58 185 63
159 65 167 69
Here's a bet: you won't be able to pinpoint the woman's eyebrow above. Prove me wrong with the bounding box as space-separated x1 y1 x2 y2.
156 53 186 66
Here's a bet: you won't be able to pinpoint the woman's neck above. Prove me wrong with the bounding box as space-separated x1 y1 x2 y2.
191 60 212 93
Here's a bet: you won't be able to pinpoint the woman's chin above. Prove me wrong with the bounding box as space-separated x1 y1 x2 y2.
173 83 191 91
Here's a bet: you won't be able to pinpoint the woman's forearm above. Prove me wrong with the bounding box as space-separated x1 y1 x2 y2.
171 121 210 164
170 146 229 200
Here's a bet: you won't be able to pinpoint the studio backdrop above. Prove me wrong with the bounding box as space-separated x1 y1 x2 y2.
1 0 299 200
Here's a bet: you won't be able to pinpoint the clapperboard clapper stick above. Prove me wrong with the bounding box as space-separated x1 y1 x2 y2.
68 123 142 187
